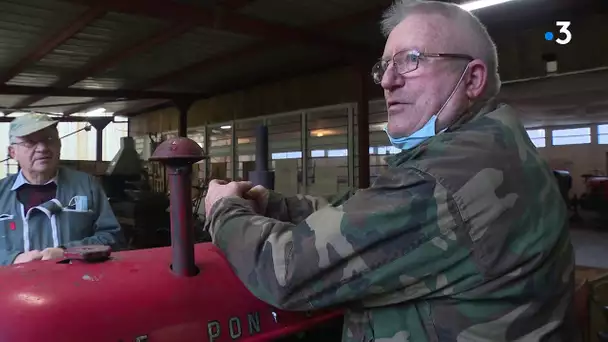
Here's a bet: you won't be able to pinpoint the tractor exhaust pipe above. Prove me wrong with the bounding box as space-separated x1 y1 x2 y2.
150 138 207 277
248 125 275 189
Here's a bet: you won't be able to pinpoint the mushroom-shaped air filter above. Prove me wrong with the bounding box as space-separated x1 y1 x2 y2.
149 137 208 166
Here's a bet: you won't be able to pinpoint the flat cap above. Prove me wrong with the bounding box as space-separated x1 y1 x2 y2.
9 113 58 143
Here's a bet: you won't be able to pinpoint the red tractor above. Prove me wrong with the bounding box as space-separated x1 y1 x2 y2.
0 136 343 342
578 174 608 212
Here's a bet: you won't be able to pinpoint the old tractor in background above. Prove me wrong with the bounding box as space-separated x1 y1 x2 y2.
0 126 344 342
568 173 608 227
553 170 608 226
578 175 608 213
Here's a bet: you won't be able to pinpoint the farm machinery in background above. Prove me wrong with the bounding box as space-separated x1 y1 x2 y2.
553 170 608 226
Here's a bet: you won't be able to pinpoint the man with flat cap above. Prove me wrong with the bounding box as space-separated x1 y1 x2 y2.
0 113 124 265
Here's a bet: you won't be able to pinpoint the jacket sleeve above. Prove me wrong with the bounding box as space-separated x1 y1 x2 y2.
262 190 332 224
208 168 480 311
0 250 21 266
64 178 126 251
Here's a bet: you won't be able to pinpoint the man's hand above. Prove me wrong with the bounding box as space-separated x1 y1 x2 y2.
13 250 43 264
41 248 65 261
205 180 254 216
245 185 270 215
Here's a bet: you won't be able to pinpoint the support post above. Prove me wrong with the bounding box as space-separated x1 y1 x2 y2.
300 112 308 194
88 118 113 162
356 66 371 189
174 98 194 138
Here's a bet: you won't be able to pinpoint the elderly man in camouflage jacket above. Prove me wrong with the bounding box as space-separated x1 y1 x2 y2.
204 1 578 341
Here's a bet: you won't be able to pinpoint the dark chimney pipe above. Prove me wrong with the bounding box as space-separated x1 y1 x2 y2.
248 125 275 190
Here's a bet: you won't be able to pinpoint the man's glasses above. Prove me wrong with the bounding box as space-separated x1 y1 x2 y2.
12 136 59 149
371 49 474 84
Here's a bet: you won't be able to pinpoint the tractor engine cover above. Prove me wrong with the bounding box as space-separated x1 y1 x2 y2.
0 243 341 342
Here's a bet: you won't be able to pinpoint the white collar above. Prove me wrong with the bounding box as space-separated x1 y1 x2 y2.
10 170 57 191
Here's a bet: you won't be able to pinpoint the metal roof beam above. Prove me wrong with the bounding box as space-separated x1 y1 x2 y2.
0 85 198 100
0 115 119 123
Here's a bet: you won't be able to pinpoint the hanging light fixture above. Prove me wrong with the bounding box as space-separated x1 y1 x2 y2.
460 0 522 11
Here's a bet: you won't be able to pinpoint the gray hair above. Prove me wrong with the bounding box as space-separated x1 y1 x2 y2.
381 0 501 100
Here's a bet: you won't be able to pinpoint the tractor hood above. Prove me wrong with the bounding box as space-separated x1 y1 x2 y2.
0 243 342 342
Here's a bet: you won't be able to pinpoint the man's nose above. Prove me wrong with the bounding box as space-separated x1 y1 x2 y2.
34 142 51 152
380 63 405 90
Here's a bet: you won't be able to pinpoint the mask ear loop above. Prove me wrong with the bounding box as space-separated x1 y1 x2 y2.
434 64 470 134
67 196 76 208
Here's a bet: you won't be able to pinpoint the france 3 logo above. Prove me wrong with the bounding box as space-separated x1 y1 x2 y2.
544 21 572 45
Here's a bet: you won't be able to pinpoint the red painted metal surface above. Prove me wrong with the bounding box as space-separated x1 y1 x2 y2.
586 176 608 199
0 243 342 342
167 165 197 276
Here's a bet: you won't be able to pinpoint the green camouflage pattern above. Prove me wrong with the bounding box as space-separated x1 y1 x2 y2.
206 102 577 341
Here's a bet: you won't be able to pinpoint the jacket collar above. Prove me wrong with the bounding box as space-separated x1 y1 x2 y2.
10 169 58 191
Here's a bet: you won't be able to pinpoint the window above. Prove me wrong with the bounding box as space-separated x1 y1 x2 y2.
526 129 546 148
552 127 591 146
327 149 348 157
598 124 608 144
272 151 302 160
377 146 400 155
310 150 325 157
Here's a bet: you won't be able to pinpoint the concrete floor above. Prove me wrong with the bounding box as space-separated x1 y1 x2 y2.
571 227 608 269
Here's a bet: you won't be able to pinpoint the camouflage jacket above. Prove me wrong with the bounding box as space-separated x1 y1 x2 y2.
207 102 578 341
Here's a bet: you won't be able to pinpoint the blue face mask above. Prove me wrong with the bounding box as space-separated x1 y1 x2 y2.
384 64 470 151
384 115 444 150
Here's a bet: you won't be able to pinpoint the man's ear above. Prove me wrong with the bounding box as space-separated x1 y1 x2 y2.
465 59 488 100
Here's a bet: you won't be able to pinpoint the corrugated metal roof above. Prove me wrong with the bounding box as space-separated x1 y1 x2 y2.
163 44 334 93
8 11 169 88
69 76 126 90
0 0 86 74
40 12 167 71
238 0 376 27
1 96 96 114
72 27 259 90
0 0 400 116
5 70 59 87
